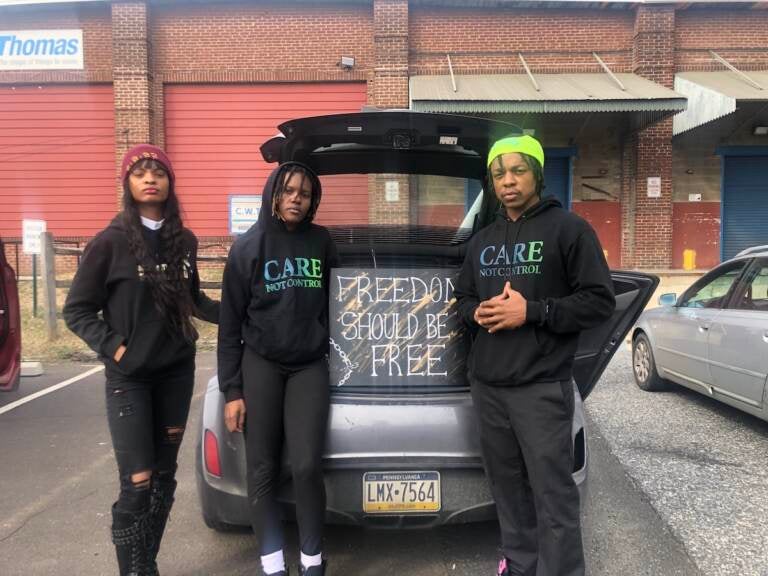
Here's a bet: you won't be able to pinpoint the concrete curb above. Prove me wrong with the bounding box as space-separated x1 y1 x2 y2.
21 361 43 377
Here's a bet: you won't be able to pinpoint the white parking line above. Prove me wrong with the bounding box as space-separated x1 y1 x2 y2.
0 365 104 416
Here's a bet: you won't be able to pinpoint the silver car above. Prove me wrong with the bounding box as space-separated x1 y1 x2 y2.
195 111 658 530
632 246 768 422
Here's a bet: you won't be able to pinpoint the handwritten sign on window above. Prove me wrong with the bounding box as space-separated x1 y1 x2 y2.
329 268 467 388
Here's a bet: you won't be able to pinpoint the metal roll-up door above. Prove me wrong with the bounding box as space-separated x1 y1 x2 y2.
164 83 368 236
0 85 115 237
722 156 768 260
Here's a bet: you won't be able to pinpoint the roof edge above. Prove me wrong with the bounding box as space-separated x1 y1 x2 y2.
412 99 687 114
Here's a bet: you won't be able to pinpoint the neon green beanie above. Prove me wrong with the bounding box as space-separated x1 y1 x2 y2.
487 135 545 169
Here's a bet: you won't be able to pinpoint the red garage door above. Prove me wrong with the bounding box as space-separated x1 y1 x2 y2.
165 83 368 236
0 85 115 237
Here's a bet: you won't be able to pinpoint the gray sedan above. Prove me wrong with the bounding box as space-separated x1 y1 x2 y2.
196 111 658 531
632 246 768 422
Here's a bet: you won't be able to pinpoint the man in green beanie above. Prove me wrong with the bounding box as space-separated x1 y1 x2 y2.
454 135 615 576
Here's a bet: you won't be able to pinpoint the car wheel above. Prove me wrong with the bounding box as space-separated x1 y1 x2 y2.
632 332 668 392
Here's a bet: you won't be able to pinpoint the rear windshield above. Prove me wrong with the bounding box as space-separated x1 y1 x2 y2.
315 173 480 392
315 173 482 241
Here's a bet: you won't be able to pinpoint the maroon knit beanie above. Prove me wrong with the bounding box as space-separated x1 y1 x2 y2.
121 144 175 183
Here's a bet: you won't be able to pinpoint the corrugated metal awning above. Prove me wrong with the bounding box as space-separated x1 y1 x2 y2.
673 71 768 135
410 73 687 117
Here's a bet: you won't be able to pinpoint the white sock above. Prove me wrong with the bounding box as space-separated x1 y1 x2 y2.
261 549 285 575
301 551 322 569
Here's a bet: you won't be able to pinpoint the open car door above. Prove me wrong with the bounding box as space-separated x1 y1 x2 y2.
575 271 658 399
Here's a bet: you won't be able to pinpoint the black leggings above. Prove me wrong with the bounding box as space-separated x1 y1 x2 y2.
241 348 330 556
105 369 195 512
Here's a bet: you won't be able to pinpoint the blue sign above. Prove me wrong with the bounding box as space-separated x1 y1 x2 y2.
0 30 83 70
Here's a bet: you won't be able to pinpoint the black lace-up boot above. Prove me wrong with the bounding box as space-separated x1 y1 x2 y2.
111 503 159 576
148 474 176 569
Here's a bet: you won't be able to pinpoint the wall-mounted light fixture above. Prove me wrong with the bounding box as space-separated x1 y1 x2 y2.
753 125 768 136
339 56 355 70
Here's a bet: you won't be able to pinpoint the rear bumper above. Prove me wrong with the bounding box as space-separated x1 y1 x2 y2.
196 377 588 529
196 455 496 529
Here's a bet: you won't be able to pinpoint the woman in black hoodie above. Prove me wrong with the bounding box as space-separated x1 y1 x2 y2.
63 144 219 576
217 162 338 576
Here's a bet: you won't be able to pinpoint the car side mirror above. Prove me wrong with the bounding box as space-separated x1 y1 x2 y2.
658 293 677 307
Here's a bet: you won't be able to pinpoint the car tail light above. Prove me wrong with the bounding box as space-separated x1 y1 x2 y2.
204 429 222 478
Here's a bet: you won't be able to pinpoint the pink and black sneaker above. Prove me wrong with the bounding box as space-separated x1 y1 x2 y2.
497 556 511 576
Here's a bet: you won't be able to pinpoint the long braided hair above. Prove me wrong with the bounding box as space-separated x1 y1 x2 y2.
122 158 198 342
270 163 323 223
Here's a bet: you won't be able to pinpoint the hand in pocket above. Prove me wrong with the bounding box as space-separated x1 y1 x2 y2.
114 344 127 363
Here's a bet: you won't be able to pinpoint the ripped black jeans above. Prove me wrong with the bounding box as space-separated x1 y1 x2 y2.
105 368 195 512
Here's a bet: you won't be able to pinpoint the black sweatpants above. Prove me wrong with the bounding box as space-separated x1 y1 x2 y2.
241 348 330 557
470 378 584 576
105 367 195 511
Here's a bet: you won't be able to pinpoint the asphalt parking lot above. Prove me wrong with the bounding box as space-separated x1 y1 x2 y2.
1 348 766 575
588 346 768 576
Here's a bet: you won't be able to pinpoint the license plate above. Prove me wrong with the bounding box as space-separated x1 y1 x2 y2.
362 471 441 513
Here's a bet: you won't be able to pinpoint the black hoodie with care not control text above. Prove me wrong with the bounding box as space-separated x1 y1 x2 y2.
217 163 339 402
454 196 615 386
63 216 220 379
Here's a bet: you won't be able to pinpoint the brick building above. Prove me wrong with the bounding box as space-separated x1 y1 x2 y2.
1 0 767 272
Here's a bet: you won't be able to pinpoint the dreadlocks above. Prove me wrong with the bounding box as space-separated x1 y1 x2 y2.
270 163 322 223
488 152 544 197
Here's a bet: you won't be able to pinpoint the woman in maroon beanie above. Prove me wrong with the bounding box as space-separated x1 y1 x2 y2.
64 144 219 575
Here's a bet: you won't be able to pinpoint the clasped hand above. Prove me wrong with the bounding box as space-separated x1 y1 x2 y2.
473 281 527 333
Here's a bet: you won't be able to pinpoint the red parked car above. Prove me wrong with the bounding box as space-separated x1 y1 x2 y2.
0 236 21 391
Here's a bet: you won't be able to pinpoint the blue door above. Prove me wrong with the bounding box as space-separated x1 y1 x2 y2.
722 156 768 260
543 155 570 208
